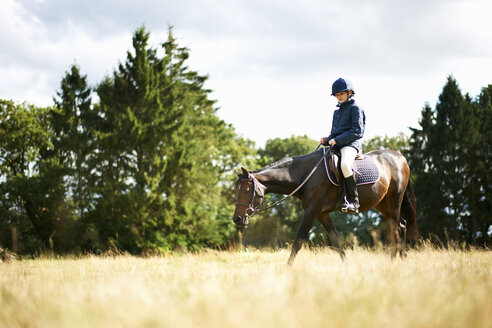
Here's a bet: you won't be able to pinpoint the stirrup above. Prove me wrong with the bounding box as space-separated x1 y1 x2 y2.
341 202 359 213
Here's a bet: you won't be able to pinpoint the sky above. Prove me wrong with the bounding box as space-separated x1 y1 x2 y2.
1 0 491 147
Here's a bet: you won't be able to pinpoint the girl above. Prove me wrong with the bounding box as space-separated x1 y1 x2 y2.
320 78 366 213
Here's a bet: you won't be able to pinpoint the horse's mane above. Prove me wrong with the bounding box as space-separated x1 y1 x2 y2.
253 150 320 173
262 157 294 170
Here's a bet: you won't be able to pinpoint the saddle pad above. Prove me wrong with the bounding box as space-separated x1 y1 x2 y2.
325 155 380 186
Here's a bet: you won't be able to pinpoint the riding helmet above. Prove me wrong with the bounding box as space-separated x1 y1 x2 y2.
331 78 355 96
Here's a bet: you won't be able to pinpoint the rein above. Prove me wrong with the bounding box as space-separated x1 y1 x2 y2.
246 144 326 217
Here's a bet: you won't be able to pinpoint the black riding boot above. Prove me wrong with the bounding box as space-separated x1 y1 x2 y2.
341 175 360 213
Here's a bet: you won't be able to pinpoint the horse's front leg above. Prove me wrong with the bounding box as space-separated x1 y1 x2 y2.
287 205 319 266
317 212 346 261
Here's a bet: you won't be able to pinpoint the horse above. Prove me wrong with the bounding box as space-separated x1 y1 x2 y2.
233 147 417 265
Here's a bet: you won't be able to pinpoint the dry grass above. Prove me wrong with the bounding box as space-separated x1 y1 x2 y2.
0 247 490 328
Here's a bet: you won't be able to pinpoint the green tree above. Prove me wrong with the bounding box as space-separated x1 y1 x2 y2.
257 135 319 165
0 100 56 252
408 76 491 245
52 64 99 251
474 85 492 244
93 26 255 253
362 132 409 153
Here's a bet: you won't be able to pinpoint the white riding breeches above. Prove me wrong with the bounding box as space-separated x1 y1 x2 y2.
340 146 358 178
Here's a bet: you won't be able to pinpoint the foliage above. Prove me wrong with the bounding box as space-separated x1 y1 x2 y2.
407 76 491 246
90 26 256 253
0 28 489 253
0 100 57 252
51 64 99 252
362 132 409 153
257 135 319 166
0 27 255 255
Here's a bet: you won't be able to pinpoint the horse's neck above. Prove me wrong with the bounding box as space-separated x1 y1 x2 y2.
253 159 307 195
253 170 296 195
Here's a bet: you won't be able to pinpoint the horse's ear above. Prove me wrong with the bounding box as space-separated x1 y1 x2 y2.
241 167 250 177
234 169 240 176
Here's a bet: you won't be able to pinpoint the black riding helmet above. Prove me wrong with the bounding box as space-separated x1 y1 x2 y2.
331 78 355 96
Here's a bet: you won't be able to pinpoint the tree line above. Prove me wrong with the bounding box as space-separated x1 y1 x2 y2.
0 27 490 255
0 27 256 255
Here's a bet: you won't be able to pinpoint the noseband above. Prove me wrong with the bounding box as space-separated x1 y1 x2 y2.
235 175 264 218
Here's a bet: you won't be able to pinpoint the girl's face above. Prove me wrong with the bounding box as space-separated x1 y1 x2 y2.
334 91 352 104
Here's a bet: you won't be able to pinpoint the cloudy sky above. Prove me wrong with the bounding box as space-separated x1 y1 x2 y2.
1 0 491 147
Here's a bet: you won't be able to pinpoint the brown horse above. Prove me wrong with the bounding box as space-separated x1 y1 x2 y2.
233 147 417 265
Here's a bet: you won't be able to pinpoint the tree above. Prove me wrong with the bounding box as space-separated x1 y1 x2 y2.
408 76 491 245
469 85 492 244
362 132 409 153
0 100 56 252
52 64 99 251
93 26 255 253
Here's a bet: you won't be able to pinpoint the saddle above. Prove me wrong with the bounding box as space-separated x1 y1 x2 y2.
324 148 379 186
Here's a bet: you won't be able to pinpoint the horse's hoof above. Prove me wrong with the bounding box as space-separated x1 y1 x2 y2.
339 251 346 261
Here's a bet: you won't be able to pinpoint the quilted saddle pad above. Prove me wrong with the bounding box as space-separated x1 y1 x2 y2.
324 154 380 186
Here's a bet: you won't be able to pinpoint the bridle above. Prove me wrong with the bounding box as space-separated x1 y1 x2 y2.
235 174 264 218
235 145 327 218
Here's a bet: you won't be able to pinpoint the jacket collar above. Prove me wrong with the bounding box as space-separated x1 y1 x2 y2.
337 98 355 108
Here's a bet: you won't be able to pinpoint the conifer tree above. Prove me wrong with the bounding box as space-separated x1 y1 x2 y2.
472 85 492 244
408 77 491 245
94 26 254 252
52 65 98 249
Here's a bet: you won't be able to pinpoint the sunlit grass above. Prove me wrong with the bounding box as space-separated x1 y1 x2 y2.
0 247 490 328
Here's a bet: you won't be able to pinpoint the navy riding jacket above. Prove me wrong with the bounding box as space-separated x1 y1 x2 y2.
325 99 365 153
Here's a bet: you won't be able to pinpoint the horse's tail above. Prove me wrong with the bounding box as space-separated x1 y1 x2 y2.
401 181 418 241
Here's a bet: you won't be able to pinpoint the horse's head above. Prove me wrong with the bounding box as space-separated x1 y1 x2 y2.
232 167 265 227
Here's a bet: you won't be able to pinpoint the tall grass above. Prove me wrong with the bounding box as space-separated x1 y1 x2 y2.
0 247 490 328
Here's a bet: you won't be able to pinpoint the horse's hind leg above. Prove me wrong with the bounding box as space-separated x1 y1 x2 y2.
389 218 402 259
377 199 405 259
317 212 346 261
398 218 407 257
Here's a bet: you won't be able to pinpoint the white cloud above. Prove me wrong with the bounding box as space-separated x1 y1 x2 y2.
1 0 491 146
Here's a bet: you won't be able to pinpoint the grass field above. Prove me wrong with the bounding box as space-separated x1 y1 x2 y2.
0 247 490 328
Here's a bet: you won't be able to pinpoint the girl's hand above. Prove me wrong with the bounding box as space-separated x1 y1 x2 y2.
329 139 336 146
